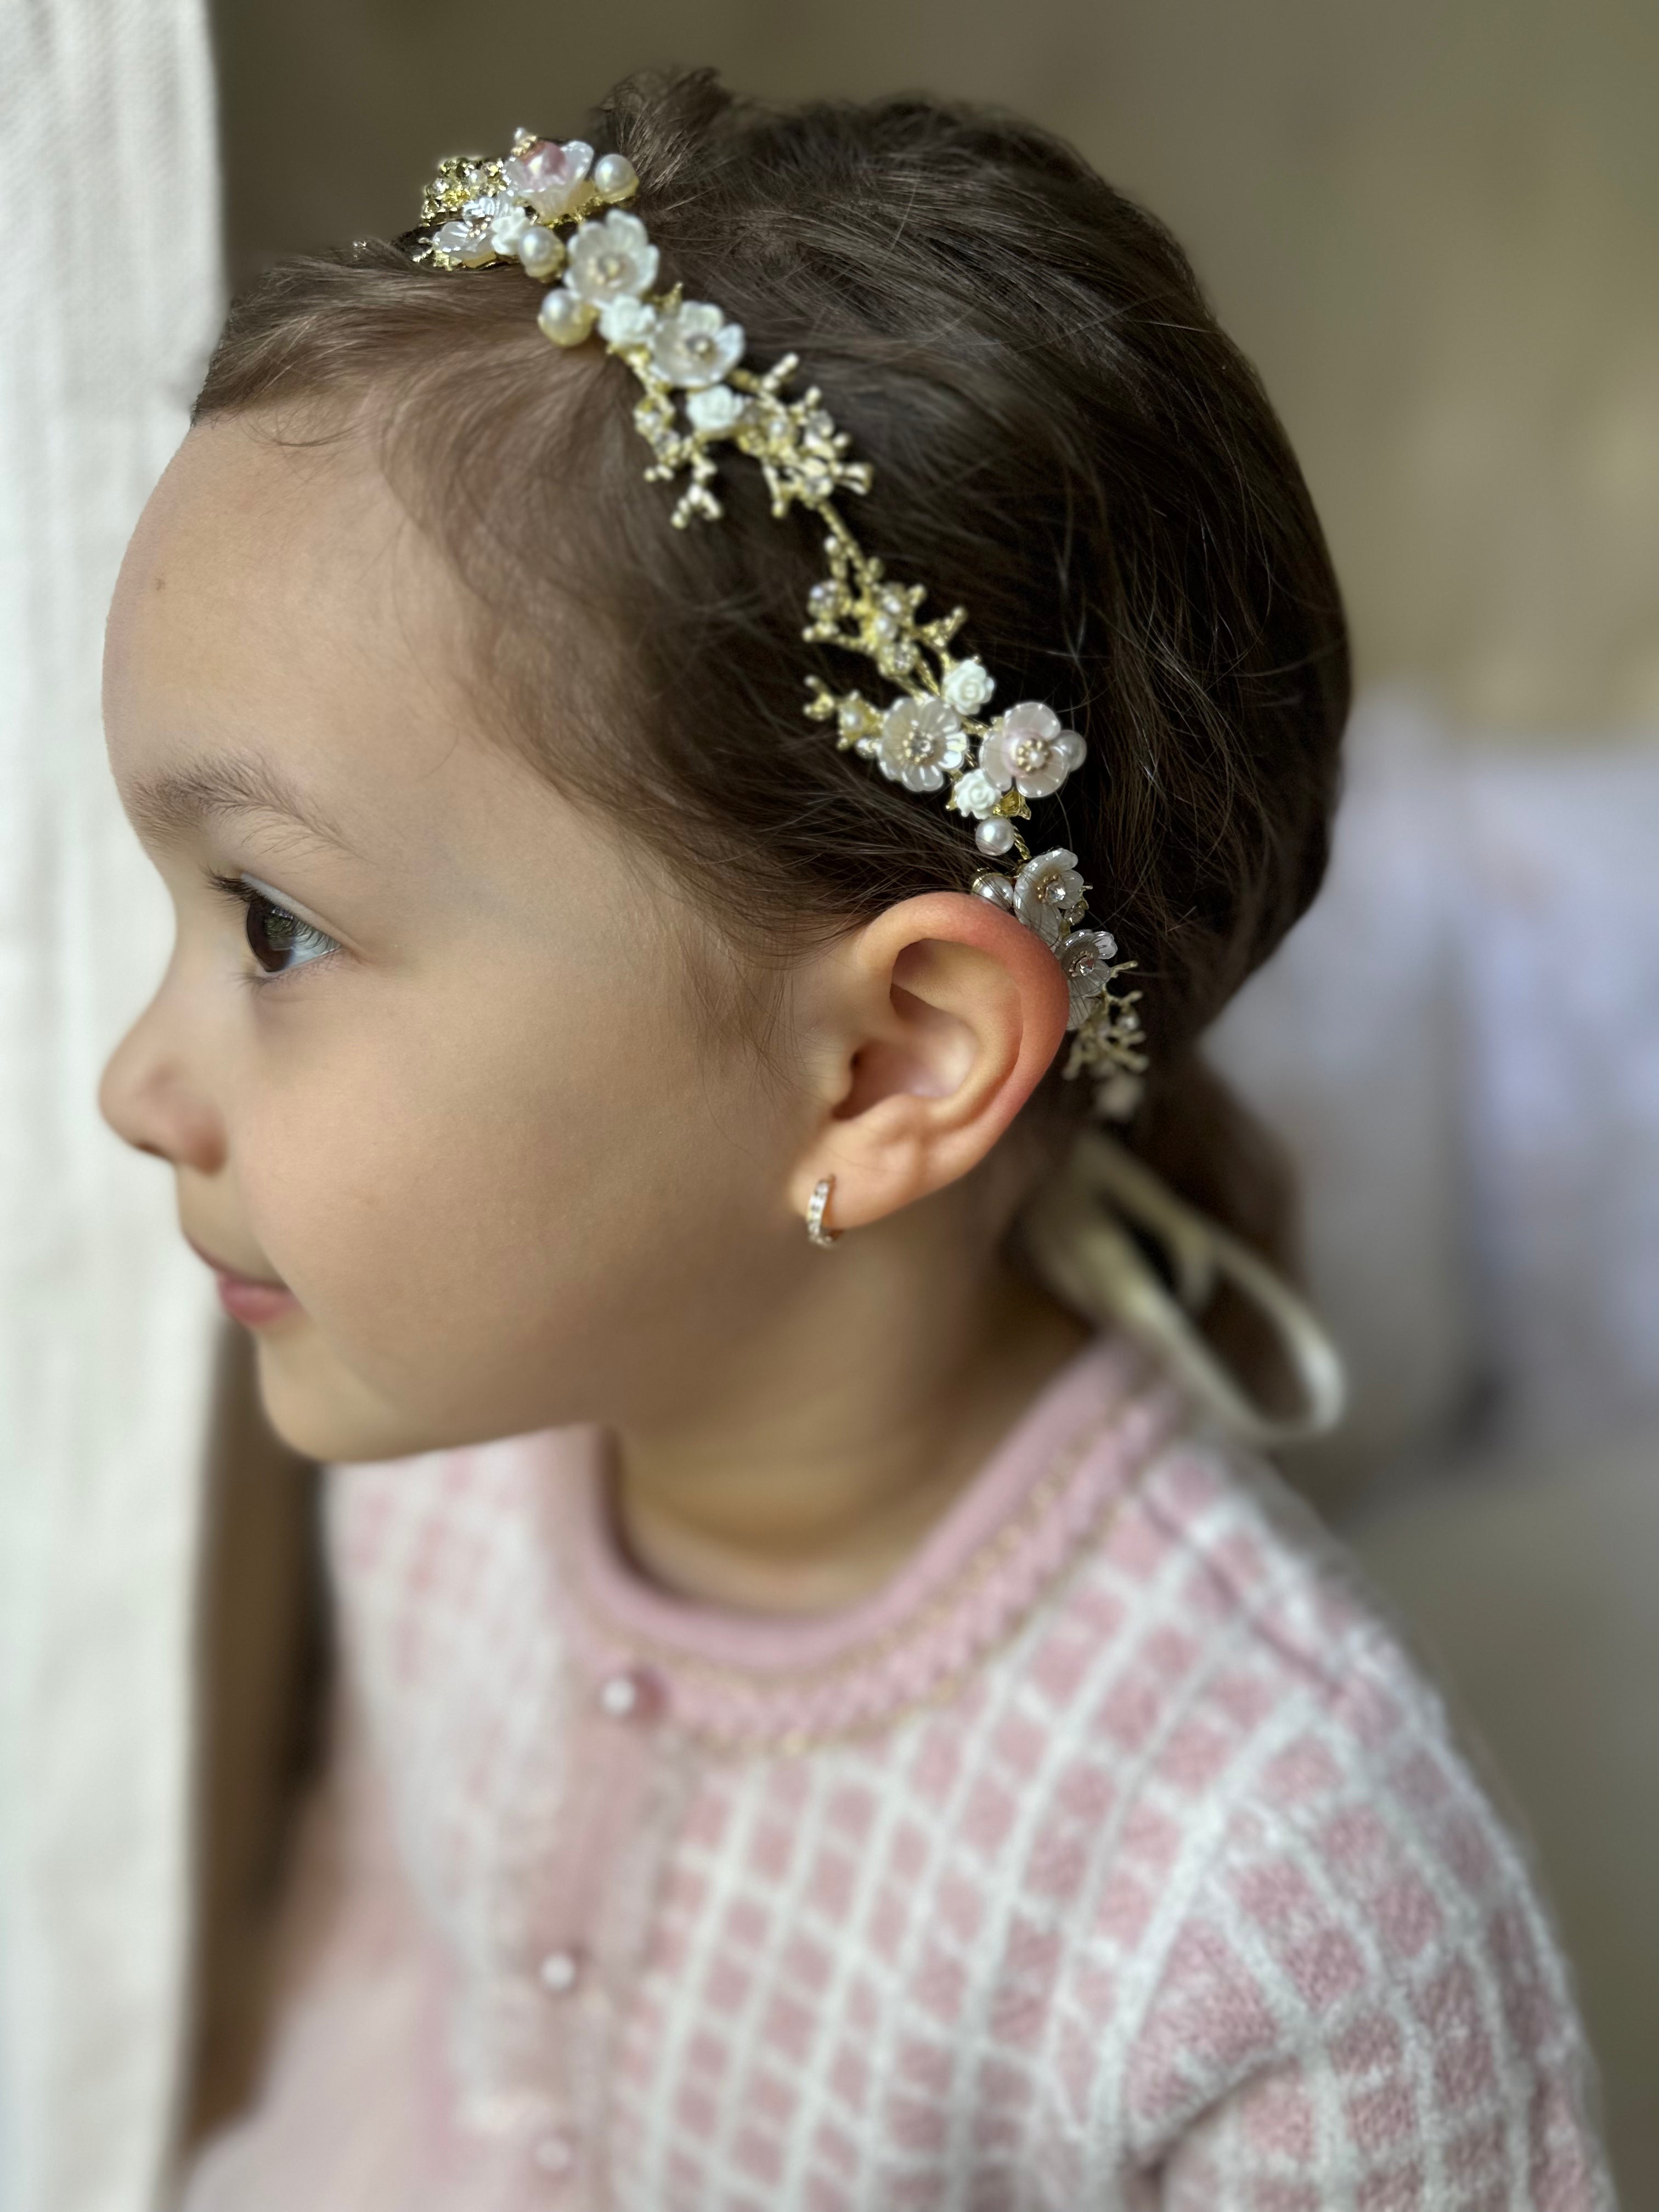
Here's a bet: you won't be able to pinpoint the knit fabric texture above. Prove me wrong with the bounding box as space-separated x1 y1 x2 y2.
180 1334 1613 2210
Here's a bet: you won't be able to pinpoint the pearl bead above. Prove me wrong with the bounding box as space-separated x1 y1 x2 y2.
517 225 563 280
593 152 639 203
976 817 1017 855
532 2131 575 2175
538 1948 581 1994
538 288 596 347
597 1666 662 1721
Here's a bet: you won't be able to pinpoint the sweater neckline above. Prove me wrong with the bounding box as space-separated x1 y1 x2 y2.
544 1333 1183 1753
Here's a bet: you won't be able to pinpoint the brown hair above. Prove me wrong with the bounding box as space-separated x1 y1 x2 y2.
194 67 1350 1270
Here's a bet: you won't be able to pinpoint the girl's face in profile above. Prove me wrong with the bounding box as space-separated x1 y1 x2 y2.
99 417 820 1465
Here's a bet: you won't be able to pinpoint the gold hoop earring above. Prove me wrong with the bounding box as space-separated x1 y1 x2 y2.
805 1176 840 1248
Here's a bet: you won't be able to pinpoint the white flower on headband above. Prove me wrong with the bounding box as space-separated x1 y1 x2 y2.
650 301 747 391
597 295 656 346
1057 927 1120 1029
950 767 1007 821
685 384 746 433
980 702 1086 802
503 136 594 220
566 210 660 308
488 205 531 256
433 193 517 267
1013 848 1087 945
877 697 968 792
941 658 995 713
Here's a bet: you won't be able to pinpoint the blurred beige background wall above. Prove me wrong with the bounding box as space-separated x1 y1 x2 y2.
211 0 1657 737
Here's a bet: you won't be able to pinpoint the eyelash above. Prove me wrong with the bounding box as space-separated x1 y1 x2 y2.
206 871 343 990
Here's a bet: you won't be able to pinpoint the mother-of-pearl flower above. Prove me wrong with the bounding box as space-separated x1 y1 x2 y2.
980 702 1086 801
565 210 660 306
1013 848 1087 945
503 137 594 220
1057 928 1120 1029
433 191 518 266
877 697 968 792
649 301 747 391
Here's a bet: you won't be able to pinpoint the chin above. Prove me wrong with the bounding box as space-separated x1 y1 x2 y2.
251 1333 452 1466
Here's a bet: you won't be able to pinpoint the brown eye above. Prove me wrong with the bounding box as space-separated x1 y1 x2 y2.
242 888 336 978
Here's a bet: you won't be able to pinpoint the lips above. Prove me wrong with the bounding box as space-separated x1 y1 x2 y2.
184 1231 287 1289
183 1233 301 1328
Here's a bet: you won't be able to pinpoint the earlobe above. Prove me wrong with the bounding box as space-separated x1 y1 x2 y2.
791 891 1070 1230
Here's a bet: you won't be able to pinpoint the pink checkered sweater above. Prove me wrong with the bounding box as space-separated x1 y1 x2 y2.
182 1334 1612 2210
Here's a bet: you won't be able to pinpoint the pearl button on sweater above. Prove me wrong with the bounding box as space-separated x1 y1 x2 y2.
180 1335 1613 2210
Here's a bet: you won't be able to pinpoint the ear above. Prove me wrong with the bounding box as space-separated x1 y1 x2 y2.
787 891 1070 1229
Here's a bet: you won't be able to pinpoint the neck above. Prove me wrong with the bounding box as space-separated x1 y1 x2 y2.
611 1190 1091 1617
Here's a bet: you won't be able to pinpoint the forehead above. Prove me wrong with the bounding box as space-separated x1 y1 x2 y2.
104 416 513 867
115 413 422 655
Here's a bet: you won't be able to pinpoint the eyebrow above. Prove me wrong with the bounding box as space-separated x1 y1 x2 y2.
125 754 360 859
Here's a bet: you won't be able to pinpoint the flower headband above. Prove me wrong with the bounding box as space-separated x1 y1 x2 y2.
412 130 1149 1119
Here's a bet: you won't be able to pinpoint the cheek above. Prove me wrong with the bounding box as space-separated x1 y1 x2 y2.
239 967 797 1432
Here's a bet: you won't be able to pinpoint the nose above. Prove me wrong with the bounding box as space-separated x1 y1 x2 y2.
98 984 227 1176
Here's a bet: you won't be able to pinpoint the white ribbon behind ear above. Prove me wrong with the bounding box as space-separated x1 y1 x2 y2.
1021 1128 1348 1449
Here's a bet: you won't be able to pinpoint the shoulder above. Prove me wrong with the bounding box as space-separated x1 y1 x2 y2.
1036 1414 1555 1979
1041 1410 1492 1785
1025 1422 1610 2202
1017 1413 1459 1820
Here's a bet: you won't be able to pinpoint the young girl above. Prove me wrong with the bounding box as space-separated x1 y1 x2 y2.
98 69 1611 2210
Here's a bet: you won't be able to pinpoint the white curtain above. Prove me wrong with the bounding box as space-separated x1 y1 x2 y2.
0 5 223 2208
